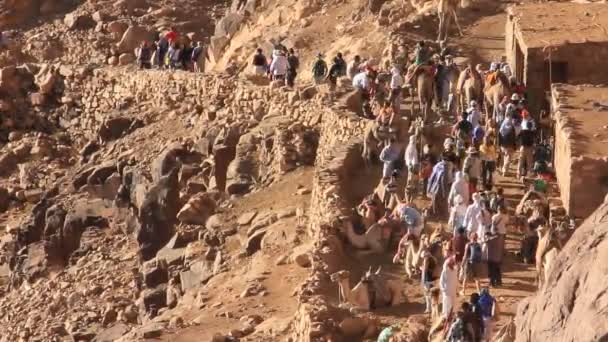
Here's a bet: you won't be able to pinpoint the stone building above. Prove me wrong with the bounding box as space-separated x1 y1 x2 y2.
505 3 608 114
551 84 608 218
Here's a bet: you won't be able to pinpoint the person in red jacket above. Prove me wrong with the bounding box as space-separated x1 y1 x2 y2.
165 27 178 44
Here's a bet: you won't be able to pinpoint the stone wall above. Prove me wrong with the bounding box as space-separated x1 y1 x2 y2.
552 84 608 218
292 105 368 341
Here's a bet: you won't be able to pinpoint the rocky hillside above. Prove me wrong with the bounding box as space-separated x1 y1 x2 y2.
515 196 608 341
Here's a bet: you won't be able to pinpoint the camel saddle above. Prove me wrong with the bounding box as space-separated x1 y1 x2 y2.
405 64 436 85
485 71 499 87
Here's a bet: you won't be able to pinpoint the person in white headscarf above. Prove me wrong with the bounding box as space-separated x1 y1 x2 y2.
464 192 482 236
440 255 459 318
448 171 469 209
404 135 419 196
448 194 468 234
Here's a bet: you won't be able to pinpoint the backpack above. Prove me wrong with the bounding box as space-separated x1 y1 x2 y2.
313 59 327 77
287 55 299 71
469 243 482 263
478 292 495 318
448 318 473 342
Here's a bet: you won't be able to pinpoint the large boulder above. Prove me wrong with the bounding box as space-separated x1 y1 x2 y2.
176 193 216 226
515 199 608 341
136 168 180 261
64 13 94 30
214 12 244 37
116 26 153 54
97 116 143 143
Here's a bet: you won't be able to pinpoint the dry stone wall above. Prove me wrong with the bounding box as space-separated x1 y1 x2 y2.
58 66 370 340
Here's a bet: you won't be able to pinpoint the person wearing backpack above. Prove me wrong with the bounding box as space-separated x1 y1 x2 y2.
312 53 328 85
460 232 485 296
286 48 299 87
498 113 516 176
478 287 498 341
468 293 484 342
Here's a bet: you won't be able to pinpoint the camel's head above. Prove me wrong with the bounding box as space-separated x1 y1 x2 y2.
330 270 350 283
362 266 383 284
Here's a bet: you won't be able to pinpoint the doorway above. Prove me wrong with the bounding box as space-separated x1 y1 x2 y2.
543 61 568 89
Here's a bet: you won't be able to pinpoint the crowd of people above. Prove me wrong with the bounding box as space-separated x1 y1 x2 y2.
328 41 552 341
135 27 205 71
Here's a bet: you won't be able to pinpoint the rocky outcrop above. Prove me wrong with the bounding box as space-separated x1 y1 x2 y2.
515 198 608 341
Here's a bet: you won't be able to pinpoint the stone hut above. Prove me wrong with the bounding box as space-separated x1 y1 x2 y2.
551 83 608 219
505 3 608 114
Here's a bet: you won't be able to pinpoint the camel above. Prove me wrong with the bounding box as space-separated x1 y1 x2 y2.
536 220 573 289
330 268 404 310
534 224 555 289
416 69 435 122
341 220 386 253
484 71 512 121
457 66 483 113
400 234 429 278
428 316 449 342
437 0 464 42
362 121 387 165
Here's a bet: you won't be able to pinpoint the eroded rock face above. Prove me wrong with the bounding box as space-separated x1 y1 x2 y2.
515 199 608 341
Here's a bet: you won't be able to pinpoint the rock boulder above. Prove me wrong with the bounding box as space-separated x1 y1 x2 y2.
515 199 608 341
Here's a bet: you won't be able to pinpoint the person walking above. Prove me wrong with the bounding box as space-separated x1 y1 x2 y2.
389 66 404 114
156 36 169 68
478 288 498 341
464 192 483 237
479 136 497 190
191 42 204 73
517 118 536 181
352 70 373 118
286 48 299 87
269 49 288 83
427 156 450 218
460 233 484 296
252 48 268 76
440 256 459 319
452 226 468 264
463 147 482 198
404 135 419 194
379 138 402 179
484 231 503 287
448 195 468 235
327 56 344 91
137 41 152 69
347 55 362 79
498 113 517 176
448 171 469 208
421 247 438 314
312 53 328 85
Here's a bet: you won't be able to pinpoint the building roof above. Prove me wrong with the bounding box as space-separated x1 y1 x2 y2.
552 84 608 159
509 3 608 49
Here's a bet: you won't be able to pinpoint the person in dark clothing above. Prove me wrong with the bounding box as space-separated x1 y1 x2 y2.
191 42 204 73
485 232 503 287
452 111 474 165
452 226 468 263
181 41 193 71
286 48 299 87
467 295 484 342
334 52 347 76
156 36 169 68
137 41 152 69
252 48 267 75
421 247 438 314
327 56 344 91
517 119 536 180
